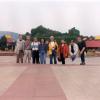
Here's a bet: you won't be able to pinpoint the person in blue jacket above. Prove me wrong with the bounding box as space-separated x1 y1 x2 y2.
39 39 47 64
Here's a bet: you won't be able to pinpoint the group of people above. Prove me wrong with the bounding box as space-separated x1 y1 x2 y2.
15 34 86 65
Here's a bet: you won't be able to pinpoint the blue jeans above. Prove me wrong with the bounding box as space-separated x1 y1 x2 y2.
39 52 46 64
50 52 57 64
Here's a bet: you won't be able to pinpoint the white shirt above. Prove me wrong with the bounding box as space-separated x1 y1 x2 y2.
31 42 39 51
69 43 79 56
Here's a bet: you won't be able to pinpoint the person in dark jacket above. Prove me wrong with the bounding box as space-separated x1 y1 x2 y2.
77 36 86 65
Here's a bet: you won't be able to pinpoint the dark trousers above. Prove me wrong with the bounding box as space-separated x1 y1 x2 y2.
50 53 57 64
60 53 65 64
80 52 85 63
32 50 39 64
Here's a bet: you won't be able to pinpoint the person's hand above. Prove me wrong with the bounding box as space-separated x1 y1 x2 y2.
52 47 55 50
80 51 83 55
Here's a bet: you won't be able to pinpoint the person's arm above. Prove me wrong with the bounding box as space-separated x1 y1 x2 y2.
80 41 86 55
58 45 61 57
65 44 69 57
55 42 58 50
80 47 85 54
56 43 59 55
69 45 73 56
74 44 79 55
45 44 48 53
38 44 40 52
23 41 25 51
14 46 17 54
14 40 18 54
48 43 52 55
31 42 33 50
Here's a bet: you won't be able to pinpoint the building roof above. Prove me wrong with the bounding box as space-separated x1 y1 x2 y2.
95 36 100 40
86 40 100 48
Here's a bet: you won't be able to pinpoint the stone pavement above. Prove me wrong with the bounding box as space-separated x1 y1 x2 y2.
0 56 100 100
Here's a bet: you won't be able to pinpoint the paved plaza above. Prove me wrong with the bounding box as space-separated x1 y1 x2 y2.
0 56 100 100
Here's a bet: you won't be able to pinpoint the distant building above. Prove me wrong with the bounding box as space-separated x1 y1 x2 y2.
86 40 100 48
86 40 100 56
95 36 100 40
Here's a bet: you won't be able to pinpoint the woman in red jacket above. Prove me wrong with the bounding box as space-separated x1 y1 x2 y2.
58 40 69 64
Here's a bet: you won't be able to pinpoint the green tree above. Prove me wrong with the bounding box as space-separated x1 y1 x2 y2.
67 27 80 43
27 25 80 44
0 35 7 50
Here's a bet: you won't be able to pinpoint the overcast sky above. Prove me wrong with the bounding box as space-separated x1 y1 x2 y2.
0 0 100 36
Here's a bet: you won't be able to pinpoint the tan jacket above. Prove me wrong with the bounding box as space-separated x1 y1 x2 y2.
15 39 25 54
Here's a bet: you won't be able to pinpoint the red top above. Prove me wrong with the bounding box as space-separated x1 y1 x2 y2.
59 43 69 58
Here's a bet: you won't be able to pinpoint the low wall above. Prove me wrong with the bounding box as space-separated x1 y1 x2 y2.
0 51 15 56
87 51 100 57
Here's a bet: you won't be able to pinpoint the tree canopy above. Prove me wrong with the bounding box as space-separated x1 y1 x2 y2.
30 25 80 43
